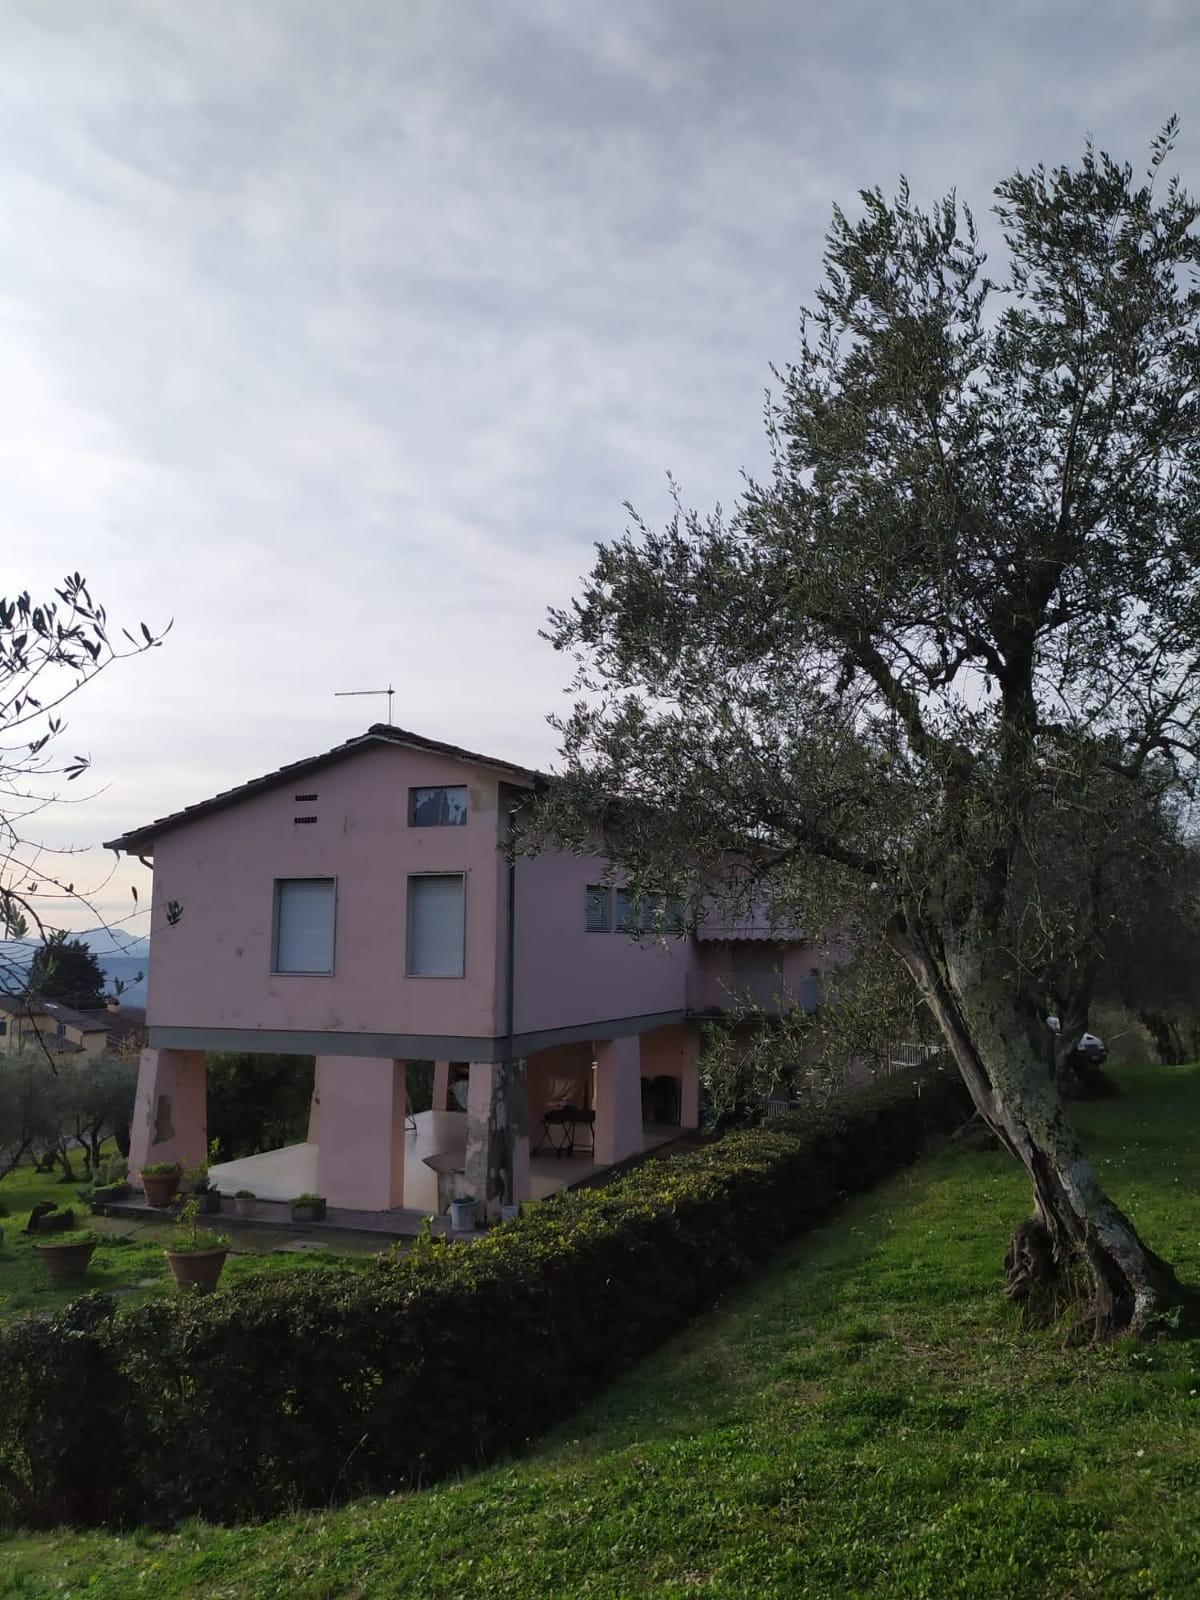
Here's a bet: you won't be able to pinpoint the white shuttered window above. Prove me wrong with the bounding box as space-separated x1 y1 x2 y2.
406 874 465 977
273 879 336 974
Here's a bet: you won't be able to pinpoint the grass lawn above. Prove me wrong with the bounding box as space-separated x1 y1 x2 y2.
4 1064 1200 1599
0 1159 383 1324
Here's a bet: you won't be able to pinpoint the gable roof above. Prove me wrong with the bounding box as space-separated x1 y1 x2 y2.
0 994 111 1033
104 724 543 855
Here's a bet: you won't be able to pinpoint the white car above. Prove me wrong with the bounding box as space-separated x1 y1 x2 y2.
1047 1017 1107 1063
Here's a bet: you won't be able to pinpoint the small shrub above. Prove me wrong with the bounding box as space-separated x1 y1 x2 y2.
235 1189 256 1200
0 1063 969 1528
167 1198 229 1255
35 1206 77 1234
90 1182 129 1204
139 1161 182 1177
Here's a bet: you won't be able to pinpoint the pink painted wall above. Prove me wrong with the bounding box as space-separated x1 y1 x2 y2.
511 850 690 1036
146 745 511 1039
692 942 823 1013
141 737 825 1048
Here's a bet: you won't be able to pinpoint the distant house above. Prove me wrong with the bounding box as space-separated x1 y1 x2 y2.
0 994 111 1059
105 724 827 1220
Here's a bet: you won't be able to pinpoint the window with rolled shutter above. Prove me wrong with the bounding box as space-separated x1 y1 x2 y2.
585 884 611 931
273 879 336 974
406 874 466 977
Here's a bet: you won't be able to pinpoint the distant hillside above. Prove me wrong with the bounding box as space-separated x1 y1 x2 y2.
0 933 150 1007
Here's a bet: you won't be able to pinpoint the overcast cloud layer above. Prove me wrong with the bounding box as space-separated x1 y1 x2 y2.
1 0 1197 931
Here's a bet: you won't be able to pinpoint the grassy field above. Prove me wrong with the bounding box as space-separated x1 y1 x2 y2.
3 1064 1200 1599
0 1159 381 1323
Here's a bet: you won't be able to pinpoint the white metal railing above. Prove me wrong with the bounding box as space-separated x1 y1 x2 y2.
884 1041 941 1073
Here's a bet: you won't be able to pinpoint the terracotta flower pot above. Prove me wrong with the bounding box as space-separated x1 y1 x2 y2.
141 1170 181 1208
36 1240 97 1284
164 1247 229 1294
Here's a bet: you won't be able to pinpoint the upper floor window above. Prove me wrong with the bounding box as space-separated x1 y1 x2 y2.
410 786 468 827
589 885 685 935
585 884 612 932
615 888 638 932
273 878 336 974
406 873 466 977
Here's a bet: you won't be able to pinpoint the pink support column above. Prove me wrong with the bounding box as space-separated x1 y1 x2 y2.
432 1060 451 1112
315 1056 407 1211
511 1058 530 1205
129 1047 208 1175
306 1059 324 1143
464 1059 529 1219
593 1035 643 1167
679 1028 701 1130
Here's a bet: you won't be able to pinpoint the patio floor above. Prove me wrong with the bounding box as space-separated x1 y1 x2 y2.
206 1114 686 1213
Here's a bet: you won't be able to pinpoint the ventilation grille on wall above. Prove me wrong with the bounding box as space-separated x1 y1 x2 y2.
294 815 318 825
294 792 318 801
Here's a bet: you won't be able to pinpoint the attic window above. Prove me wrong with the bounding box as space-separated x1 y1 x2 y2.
410 786 468 826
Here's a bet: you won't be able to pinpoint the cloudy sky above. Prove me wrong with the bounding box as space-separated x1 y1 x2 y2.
3 0 1196 934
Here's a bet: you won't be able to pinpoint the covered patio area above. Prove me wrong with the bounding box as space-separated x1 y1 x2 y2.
130 1022 701 1223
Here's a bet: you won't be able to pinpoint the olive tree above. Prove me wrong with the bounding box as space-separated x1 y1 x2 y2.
536 129 1199 1337
0 574 165 1001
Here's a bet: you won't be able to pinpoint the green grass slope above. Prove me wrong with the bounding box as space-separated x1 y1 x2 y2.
4 1065 1199 1599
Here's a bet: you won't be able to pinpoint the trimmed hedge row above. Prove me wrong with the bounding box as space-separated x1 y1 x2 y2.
0 1062 970 1528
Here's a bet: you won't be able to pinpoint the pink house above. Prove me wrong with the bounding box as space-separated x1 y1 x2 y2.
106 725 821 1222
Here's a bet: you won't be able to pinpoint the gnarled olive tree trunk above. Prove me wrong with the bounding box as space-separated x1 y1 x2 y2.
889 909 1185 1339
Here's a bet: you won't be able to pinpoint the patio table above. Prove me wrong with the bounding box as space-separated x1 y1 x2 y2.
535 1106 595 1157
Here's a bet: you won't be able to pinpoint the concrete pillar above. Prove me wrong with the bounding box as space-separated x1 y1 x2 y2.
315 1056 407 1211
510 1057 530 1205
679 1029 701 1130
306 1059 324 1143
129 1047 208 1175
464 1059 530 1220
432 1059 451 1112
593 1035 643 1167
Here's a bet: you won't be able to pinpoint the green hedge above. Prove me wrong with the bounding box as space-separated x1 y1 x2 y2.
0 1062 970 1528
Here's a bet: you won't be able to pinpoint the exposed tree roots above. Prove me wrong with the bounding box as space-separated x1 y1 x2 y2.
1002 1216 1199 1344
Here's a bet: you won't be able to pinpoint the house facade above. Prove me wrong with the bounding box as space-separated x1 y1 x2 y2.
0 995 110 1059
106 725 823 1219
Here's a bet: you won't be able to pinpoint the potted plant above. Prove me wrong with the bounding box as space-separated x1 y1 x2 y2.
140 1161 182 1208
234 1189 257 1218
449 1195 477 1233
37 1205 77 1233
289 1193 326 1223
163 1198 230 1294
35 1229 98 1284
189 1169 222 1214
186 1140 223 1213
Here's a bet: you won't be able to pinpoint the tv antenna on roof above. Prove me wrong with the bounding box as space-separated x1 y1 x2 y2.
335 685 396 725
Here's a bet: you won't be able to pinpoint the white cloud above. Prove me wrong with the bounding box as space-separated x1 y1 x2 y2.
0 0 1194 927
